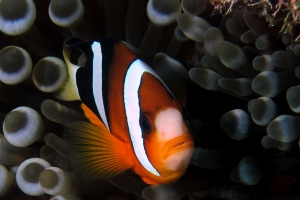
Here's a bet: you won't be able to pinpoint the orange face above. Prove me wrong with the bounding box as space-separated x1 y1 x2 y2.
137 72 194 184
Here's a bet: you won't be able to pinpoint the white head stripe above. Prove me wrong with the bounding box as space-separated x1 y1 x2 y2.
124 59 161 176
91 42 110 130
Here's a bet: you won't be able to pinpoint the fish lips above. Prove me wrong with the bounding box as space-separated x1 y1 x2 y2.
159 133 194 160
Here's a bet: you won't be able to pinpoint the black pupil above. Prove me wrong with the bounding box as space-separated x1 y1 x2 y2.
140 115 151 134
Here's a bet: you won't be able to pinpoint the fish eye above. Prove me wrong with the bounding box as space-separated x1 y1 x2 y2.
139 114 152 134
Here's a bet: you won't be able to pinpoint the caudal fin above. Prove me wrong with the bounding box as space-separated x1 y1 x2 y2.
53 45 80 101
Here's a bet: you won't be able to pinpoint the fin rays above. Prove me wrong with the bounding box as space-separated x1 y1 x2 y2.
64 121 132 179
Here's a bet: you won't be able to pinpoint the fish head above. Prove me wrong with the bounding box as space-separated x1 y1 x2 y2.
137 72 194 184
141 100 194 182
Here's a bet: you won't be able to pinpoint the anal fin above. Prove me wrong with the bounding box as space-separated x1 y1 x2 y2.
64 121 133 179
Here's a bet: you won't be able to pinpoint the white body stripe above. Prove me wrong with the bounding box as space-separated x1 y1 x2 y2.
124 59 162 176
91 42 110 130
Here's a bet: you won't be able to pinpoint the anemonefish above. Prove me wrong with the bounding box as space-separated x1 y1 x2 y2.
57 38 194 185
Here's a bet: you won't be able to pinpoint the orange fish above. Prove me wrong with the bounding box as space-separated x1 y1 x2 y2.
59 38 194 185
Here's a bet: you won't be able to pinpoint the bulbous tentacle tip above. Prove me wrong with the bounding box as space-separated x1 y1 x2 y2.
3 106 44 147
16 158 51 196
48 0 84 28
147 0 181 26
0 0 36 36
33 57 68 93
40 167 79 196
0 46 32 85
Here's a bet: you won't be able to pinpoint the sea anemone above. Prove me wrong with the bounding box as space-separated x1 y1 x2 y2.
1 0 300 199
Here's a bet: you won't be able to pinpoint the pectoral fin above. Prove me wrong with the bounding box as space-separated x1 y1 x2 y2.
64 121 132 179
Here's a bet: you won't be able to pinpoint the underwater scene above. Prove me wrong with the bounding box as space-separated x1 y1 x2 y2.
0 0 300 199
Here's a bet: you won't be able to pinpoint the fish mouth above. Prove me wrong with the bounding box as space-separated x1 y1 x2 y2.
159 134 194 159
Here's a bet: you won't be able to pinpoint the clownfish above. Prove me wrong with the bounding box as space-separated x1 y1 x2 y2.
58 38 194 185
